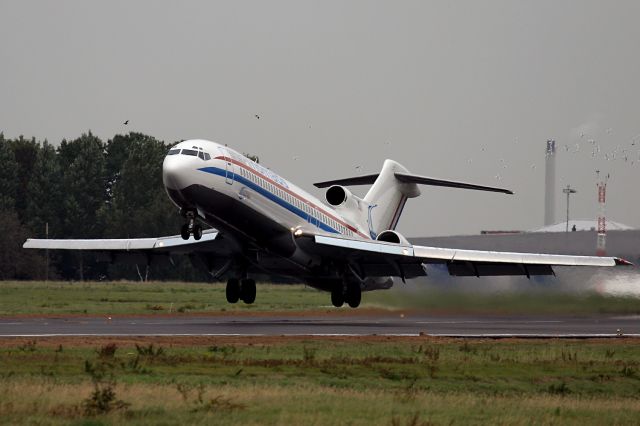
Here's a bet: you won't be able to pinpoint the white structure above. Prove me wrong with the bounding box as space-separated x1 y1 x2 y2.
532 219 633 233
596 173 609 256
544 140 556 226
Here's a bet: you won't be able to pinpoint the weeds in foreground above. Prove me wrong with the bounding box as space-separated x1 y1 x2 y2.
175 382 245 413
390 412 436 426
208 345 236 358
303 346 317 364
135 343 164 358
192 395 245 413
421 346 440 362
83 359 129 415
96 343 117 358
620 365 636 378
547 382 571 396
458 342 477 354
83 385 130 416
18 340 37 352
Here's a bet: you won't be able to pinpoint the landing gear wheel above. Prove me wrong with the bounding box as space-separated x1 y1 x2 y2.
180 224 190 240
346 285 361 308
331 287 344 307
193 224 203 240
240 278 256 304
226 278 240 303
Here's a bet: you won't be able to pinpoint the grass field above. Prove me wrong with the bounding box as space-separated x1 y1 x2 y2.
2 281 640 424
1 280 640 316
0 337 639 425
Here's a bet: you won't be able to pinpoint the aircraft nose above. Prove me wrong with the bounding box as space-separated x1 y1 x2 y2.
162 154 187 190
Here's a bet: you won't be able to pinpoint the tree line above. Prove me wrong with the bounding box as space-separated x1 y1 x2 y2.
0 131 210 281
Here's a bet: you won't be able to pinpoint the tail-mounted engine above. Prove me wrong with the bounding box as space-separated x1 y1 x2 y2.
376 230 410 245
325 185 361 212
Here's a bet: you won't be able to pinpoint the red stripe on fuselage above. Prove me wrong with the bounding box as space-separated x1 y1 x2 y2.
388 195 407 230
213 156 369 239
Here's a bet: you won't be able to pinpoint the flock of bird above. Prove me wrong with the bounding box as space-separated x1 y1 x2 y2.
120 115 640 184
473 129 640 182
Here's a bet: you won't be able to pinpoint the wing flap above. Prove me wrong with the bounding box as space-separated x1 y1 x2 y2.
308 233 626 277
23 230 219 252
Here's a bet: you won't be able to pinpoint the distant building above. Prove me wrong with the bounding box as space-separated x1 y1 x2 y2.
531 220 633 233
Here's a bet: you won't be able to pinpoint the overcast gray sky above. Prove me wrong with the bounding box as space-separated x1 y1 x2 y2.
2 1 639 237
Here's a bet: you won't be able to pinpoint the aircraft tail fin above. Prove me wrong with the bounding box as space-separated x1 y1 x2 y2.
362 160 420 237
315 160 512 238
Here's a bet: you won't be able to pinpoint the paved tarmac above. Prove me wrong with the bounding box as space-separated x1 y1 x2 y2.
1 314 639 337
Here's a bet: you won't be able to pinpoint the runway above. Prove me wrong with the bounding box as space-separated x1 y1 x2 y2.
1 313 639 337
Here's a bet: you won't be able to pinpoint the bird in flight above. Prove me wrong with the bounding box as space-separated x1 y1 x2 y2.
123 120 129 125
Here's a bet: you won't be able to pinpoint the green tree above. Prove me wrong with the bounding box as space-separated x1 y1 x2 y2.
0 210 46 279
8 136 40 218
0 134 18 212
101 133 185 280
103 133 178 237
26 141 63 237
60 132 106 279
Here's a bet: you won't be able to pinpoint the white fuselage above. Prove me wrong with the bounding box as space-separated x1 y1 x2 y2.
162 139 370 241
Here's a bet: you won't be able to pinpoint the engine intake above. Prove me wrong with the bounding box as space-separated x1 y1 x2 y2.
326 185 349 206
376 230 410 245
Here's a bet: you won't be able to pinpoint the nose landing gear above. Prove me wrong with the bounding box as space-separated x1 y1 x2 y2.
180 210 203 240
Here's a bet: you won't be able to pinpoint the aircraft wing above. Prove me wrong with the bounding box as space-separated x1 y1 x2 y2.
23 229 235 259
297 233 631 279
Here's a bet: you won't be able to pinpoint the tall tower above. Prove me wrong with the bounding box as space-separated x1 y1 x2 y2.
544 140 556 226
596 171 609 256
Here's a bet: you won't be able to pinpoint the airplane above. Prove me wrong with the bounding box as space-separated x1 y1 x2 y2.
24 139 632 308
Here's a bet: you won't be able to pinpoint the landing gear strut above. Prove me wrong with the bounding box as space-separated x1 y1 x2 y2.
331 287 344 307
331 283 361 308
225 278 256 305
345 284 361 308
180 210 202 240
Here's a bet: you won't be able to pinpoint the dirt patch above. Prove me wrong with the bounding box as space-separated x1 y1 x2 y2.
1 307 410 320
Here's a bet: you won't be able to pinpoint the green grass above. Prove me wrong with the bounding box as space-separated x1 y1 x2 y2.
1 281 640 316
1 338 640 424
0 281 329 315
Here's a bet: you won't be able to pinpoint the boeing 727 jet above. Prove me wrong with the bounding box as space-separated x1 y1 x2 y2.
24 139 631 307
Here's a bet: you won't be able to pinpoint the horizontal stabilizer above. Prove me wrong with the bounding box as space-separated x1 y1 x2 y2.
394 173 513 194
314 171 512 194
314 174 379 188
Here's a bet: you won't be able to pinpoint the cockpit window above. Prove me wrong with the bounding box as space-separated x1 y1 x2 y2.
198 151 205 160
182 149 198 156
167 149 180 155
204 153 211 161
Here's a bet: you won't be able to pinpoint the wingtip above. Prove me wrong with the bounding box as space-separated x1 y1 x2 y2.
615 257 634 266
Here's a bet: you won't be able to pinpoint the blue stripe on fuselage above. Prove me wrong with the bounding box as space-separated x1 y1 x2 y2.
197 166 340 234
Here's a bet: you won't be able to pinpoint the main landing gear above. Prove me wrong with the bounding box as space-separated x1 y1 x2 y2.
331 283 361 308
226 278 256 304
180 210 203 241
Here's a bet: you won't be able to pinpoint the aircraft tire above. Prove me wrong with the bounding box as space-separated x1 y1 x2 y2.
346 285 361 308
331 288 344 307
240 278 256 304
180 224 190 240
226 278 240 303
193 224 203 240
